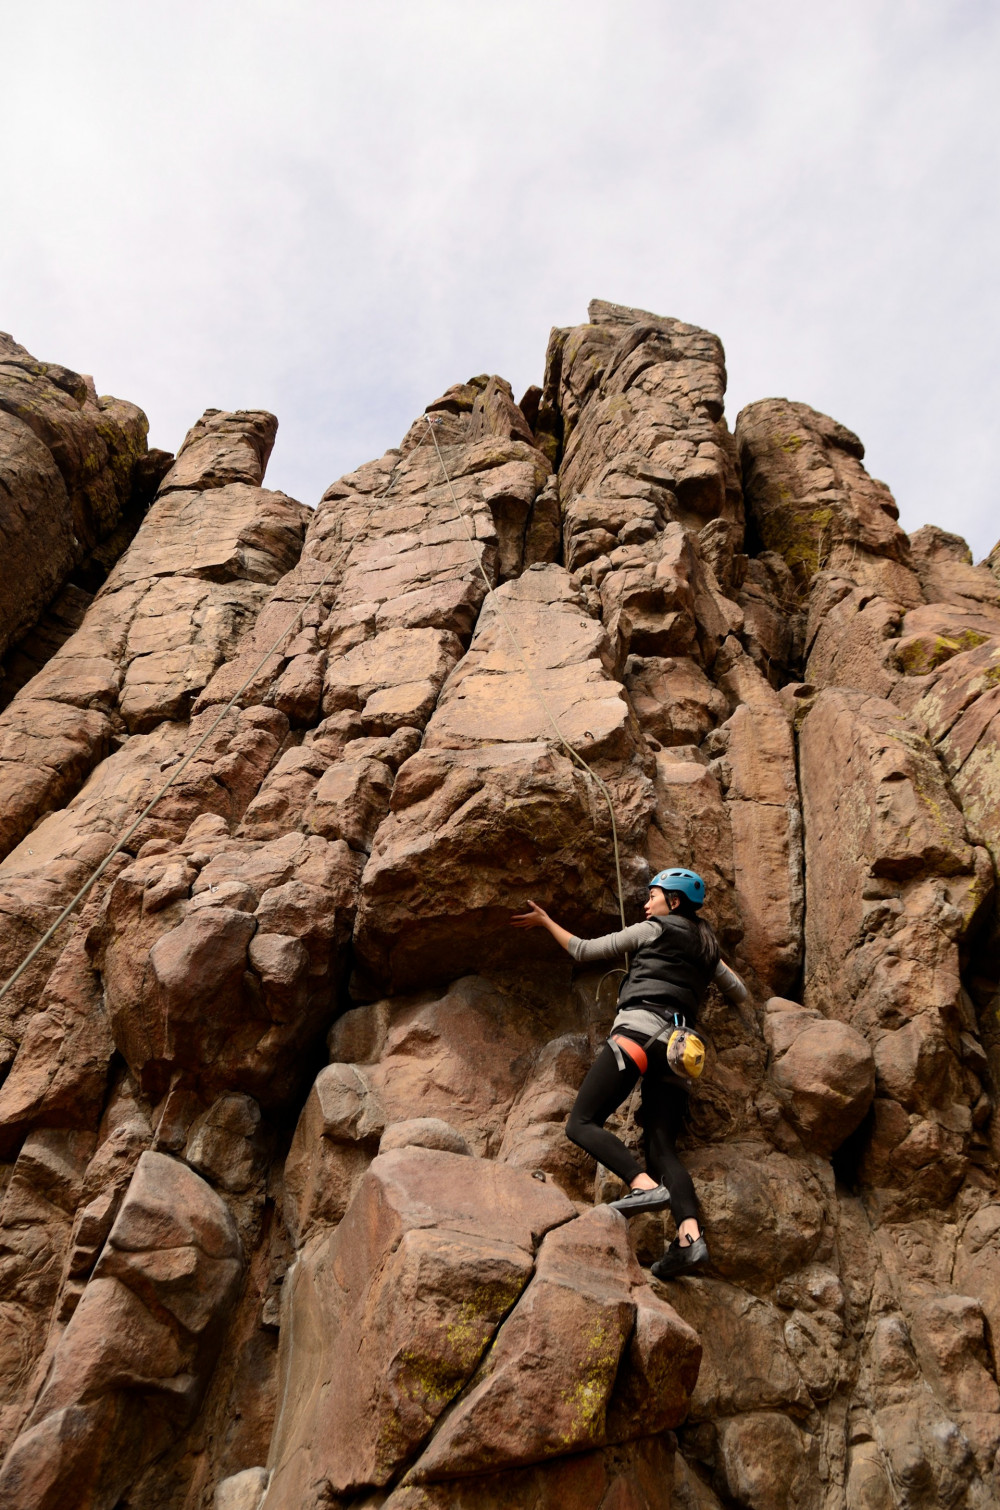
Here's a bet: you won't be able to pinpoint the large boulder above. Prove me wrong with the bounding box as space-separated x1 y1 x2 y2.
263 1149 696 1506
353 565 653 993
764 998 874 1154
0 1152 242 1510
262 1146 576 1505
680 1142 829 1288
407 1204 700 1482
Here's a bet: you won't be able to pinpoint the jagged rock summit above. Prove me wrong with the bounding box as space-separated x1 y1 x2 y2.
0 307 999 1508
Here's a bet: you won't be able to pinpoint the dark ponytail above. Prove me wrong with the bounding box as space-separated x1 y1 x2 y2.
666 892 720 971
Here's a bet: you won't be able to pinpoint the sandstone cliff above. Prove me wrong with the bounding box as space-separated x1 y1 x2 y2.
0 308 998 1509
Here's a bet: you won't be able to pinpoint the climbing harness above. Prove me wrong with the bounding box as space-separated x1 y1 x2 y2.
0 441 423 1007
608 1014 707 1080
423 414 628 933
609 1034 649 1073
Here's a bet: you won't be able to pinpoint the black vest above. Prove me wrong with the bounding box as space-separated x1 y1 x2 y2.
617 916 715 1020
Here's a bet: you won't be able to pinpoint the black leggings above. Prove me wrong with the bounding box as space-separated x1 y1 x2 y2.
566 1042 700 1226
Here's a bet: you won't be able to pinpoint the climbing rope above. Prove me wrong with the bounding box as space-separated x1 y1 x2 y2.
424 414 629 931
0 444 420 1006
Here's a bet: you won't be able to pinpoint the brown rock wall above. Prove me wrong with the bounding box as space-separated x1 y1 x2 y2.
1 306 1000 1509
0 1150 242 1510
0 406 306 865
0 334 155 663
354 562 654 994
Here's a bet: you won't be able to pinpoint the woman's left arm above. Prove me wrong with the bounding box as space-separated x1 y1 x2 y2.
714 959 761 1035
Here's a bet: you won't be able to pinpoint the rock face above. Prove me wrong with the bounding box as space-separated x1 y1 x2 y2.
0 309 999 1509
262 1148 699 1506
0 334 165 668
0 1150 242 1510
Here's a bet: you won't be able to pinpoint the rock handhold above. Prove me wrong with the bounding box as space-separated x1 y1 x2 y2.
380 1118 474 1157
283 1061 387 1244
765 997 875 1154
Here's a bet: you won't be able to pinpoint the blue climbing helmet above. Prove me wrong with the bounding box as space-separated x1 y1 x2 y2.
649 868 706 908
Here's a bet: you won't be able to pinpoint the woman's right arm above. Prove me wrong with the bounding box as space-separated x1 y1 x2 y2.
509 901 576 953
567 920 660 962
511 905 658 960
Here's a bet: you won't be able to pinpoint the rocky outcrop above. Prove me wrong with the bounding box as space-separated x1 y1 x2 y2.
0 399 303 881
0 406 307 1061
0 334 162 664
0 308 999 1509
735 398 921 607
0 1150 242 1510
263 1147 698 1507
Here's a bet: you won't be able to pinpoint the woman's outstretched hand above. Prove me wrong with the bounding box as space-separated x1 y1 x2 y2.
510 901 574 954
510 900 552 930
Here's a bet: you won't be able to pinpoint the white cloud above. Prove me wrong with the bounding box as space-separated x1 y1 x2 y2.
2 1 998 554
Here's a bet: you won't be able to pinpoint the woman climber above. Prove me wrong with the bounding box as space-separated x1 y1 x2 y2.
511 868 751 1280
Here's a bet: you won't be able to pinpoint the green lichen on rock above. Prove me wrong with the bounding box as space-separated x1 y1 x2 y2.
557 1313 627 1447
757 503 835 592
374 1271 530 1480
893 635 964 677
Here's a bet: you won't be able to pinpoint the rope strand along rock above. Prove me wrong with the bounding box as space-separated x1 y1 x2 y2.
349 412 654 994
0 441 410 1018
423 413 631 934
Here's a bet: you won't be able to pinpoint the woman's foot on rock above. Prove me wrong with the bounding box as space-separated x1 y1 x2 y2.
651 1233 710 1279
607 1183 672 1216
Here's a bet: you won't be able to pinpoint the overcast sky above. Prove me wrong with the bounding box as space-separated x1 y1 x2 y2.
3 3 998 557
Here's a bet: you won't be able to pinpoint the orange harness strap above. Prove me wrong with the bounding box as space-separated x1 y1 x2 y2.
610 1034 649 1074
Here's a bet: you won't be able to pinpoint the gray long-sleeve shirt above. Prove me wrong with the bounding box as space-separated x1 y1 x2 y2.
568 920 748 1003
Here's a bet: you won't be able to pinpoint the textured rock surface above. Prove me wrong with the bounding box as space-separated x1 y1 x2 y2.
0 1150 241 1509
0 401 305 873
0 333 160 667
1 307 1000 1509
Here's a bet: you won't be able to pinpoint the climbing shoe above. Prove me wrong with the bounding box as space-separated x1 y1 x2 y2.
607 1183 672 1216
650 1234 709 1279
